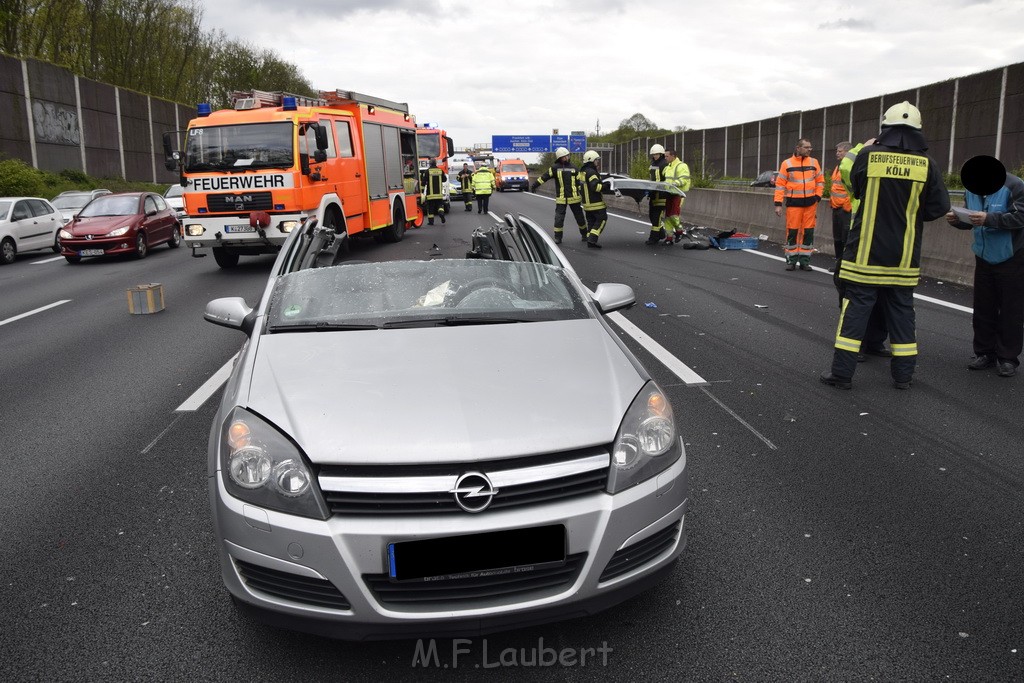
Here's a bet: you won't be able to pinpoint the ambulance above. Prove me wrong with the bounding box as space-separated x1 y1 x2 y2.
164 89 423 268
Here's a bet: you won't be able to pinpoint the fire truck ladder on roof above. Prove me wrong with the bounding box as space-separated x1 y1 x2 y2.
229 90 328 109
319 90 410 114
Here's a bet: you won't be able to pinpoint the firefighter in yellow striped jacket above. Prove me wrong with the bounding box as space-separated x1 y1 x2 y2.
774 139 824 270
530 147 586 244
820 101 950 391
579 150 607 249
663 149 692 243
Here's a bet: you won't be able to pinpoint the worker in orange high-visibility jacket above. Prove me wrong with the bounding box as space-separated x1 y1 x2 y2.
829 141 853 273
774 138 824 271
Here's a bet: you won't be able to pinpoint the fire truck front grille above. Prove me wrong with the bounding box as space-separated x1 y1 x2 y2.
206 191 274 213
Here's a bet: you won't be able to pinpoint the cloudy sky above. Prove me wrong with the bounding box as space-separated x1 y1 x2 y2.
199 0 1024 158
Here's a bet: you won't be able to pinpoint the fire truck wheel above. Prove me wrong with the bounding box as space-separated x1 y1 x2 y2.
381 205 406 243
213 247 239 268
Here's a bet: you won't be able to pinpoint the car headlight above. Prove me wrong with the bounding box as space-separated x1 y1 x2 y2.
607 381 681 493
219 407 328 519
107 225 131 237
59 229 73 239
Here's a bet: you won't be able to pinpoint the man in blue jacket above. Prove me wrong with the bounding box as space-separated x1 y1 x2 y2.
947 155 1024 378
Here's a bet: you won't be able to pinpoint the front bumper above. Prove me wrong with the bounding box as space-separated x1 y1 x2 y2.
61 235 136 257
499 179 529 191
182 214 299 252
210 447 688 640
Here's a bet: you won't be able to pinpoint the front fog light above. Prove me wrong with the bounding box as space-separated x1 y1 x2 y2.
229 447 272 488
279 220 298 233
186 224 204 236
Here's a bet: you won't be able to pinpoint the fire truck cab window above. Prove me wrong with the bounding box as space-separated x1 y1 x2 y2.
304 122 336 159
184 122 293 172
333 121 354 158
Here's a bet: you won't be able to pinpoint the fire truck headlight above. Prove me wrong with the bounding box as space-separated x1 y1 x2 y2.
185 224 205 236
279 220 298 233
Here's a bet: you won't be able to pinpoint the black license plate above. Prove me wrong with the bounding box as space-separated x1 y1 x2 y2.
388 525 566 582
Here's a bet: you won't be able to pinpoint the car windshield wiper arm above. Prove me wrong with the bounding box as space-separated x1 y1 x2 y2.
382 316 531 329
269 322 380 332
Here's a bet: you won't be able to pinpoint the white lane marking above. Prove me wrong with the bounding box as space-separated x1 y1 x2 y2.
176 353 238 412
607 311 707 386
0 299 71 327
31 256 64 265
524 191 649 225
488 210 502 221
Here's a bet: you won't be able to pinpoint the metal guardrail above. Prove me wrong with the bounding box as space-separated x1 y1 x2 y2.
713 179 965 198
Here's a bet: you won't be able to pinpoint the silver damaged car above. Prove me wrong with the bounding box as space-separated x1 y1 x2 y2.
204 212 688 639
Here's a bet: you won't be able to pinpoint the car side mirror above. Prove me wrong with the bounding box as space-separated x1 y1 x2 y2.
592 283 635 314
204 297 255 335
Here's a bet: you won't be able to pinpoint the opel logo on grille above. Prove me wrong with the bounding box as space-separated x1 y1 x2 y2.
450 472 498 513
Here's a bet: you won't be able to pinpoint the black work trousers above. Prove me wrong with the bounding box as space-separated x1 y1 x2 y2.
476 193 491 214
831 208 851 264
554 202 586 234
973 249 1024 366
831 283 916 382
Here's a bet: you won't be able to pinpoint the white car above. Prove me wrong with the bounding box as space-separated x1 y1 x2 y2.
164 184 187 221
0 197 63 264
50 189 112 225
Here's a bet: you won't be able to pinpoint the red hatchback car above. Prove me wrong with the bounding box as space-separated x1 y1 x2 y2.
59 192 180 263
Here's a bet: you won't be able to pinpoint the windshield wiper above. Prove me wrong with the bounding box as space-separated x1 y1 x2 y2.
382 316 531 329
269 322 380 332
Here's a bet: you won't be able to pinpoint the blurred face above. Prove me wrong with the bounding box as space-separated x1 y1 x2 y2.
665 152 676 163
835 146 849 161
796 141 813 157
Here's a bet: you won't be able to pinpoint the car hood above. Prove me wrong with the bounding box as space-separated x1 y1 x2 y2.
242 319 644 465
66 215 136 235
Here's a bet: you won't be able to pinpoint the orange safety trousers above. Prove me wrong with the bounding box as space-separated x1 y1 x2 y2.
784 205 817 263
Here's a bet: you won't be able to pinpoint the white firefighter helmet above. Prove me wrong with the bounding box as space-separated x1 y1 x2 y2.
882 101 922 130
650 143 665 156
582 150 600 164
554 147 570 160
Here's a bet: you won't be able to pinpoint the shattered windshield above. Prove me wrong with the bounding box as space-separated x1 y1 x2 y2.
266 259 588 331
184 122 294 172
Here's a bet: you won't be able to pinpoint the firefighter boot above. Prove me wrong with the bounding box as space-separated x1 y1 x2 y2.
587 234 602 249
645 230 664 245
554 231 563 244
580 228 588 241
440 210 446 224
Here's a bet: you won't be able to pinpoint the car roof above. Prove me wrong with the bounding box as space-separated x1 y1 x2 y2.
1 196 52 203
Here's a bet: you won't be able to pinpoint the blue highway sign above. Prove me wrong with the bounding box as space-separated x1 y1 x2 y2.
569 135 587 153
551 135 569 151
492 135 551 153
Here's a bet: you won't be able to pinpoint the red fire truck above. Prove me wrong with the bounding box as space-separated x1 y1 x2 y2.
164 89 423 268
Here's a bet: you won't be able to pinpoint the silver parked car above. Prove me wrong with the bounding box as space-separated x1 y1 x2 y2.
204 213 689 639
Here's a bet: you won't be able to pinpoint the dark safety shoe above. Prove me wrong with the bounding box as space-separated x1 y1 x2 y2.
440 213 445 224
465 206 473 212
587 241 602 249
997 360 1017 377
786 263 796 271
427 219 434 225
967 355 996 371
554 234 562 244
580 230 588 241
893 378 913 390
799 263 811 271
862 346 893 358
819 372 852 390
645 237 661 245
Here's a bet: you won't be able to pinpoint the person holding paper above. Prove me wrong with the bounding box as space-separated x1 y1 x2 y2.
946 155 1024 378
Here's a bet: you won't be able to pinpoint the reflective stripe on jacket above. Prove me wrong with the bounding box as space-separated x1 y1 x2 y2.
536 162 582 204
457 170 473 193
839 144 863 214
839 146 951 287
664 158 691 193
579 162 605 211
829 166 851 211
774 155 824 207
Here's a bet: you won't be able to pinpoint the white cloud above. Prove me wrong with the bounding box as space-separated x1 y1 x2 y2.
198 0 1024 160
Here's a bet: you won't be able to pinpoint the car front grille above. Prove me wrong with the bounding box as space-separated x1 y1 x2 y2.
205 191 273 212
599 521 681 583
318 448 610 515
363 553 586 607
234 559 350 610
